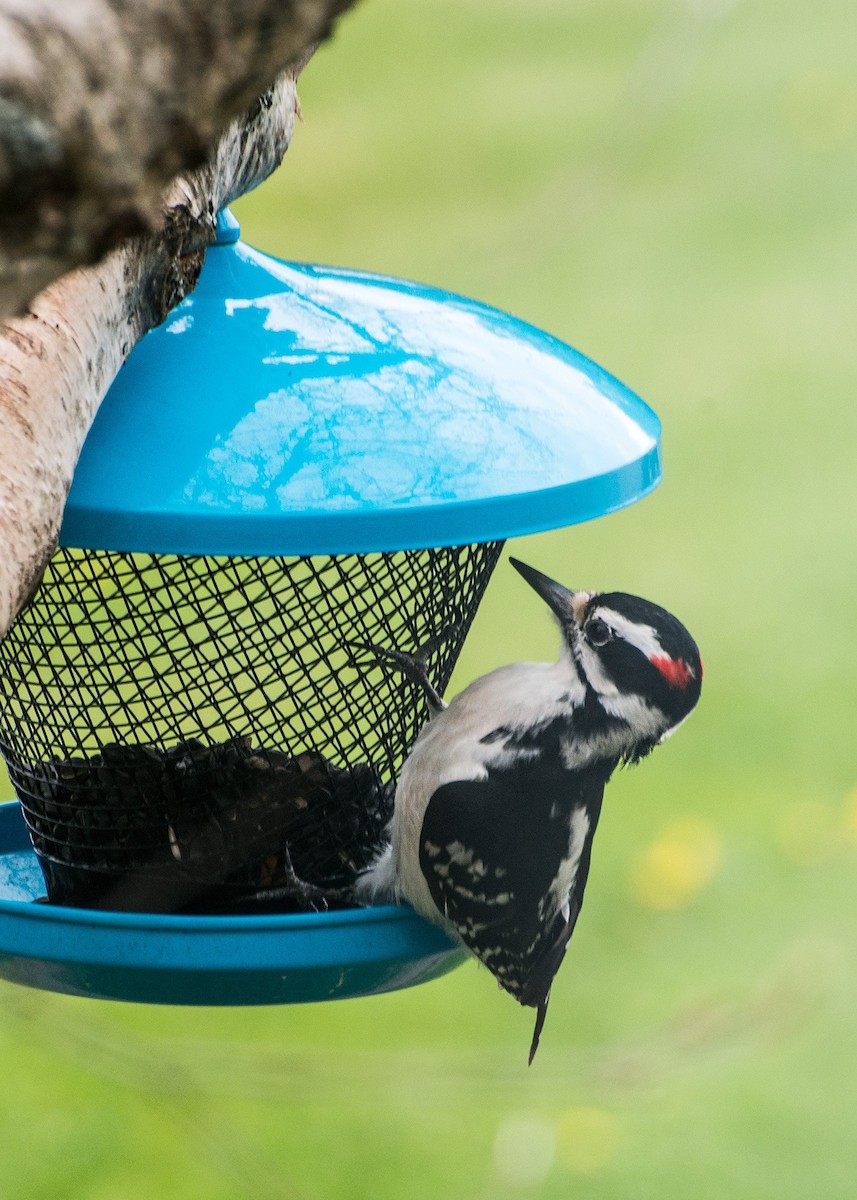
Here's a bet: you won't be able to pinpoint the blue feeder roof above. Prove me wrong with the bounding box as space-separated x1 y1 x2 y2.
60 213 661 556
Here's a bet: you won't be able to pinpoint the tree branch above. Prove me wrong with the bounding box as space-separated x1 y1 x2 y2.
0 2 352 315
0 1 358 638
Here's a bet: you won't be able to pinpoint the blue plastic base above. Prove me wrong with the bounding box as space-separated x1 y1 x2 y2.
0 802 466 1005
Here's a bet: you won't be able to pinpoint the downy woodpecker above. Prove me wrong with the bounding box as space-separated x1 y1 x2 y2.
358 557 702 1063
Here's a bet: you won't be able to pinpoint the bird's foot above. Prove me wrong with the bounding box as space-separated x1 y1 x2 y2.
354 625 459 713
239 846 359 913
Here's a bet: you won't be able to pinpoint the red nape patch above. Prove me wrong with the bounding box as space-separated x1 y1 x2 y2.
650 655 694 689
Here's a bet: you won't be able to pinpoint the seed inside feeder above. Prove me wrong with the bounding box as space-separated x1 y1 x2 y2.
0 543 503 917
15 737 393 914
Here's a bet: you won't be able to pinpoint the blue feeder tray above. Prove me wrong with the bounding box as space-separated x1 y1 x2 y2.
0 802 466 1004
0 211 662 1005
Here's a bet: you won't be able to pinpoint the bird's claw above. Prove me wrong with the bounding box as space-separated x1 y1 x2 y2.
240 845 358 912
352 624 460 713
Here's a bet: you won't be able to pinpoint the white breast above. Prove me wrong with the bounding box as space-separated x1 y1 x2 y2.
364 655 584 921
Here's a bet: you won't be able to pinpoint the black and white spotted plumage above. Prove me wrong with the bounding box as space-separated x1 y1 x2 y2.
358 557 702 1063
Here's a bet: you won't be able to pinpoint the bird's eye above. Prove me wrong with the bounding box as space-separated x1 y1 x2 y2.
585 617 613 647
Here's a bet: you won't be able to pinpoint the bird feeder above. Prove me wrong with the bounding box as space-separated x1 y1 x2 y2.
0 210 661 1004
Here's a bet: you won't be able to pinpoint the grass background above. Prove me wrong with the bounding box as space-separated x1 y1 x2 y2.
3 0 857 1195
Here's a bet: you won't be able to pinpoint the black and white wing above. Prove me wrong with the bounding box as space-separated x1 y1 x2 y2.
418 761 605 1061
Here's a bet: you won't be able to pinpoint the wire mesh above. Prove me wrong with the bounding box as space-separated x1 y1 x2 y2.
0 543 503 912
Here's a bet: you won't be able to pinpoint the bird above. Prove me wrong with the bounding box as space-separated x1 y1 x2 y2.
357 556 702 1063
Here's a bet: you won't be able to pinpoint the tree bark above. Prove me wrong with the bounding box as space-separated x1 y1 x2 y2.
0 0 357 639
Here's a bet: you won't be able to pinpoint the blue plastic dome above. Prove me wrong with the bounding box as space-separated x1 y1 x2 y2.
59 212 661 555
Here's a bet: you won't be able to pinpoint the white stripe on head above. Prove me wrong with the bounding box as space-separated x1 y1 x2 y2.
574 606 668 700
592 606 665 659
576 640 617 697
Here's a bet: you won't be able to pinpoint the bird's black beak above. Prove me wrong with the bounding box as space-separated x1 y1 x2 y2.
509 557 584 624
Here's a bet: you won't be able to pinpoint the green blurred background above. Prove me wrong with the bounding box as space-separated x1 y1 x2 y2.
3 0 857 1195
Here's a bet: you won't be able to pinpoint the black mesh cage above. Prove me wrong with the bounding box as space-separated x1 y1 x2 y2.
0 542 503 913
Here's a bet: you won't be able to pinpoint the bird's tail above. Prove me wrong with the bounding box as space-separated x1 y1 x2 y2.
528 991 551 1066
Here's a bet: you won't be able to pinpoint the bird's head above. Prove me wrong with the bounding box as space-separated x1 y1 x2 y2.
510 557 702 762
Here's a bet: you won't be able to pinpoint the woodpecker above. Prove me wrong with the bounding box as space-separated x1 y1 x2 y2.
357 557 702 1063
